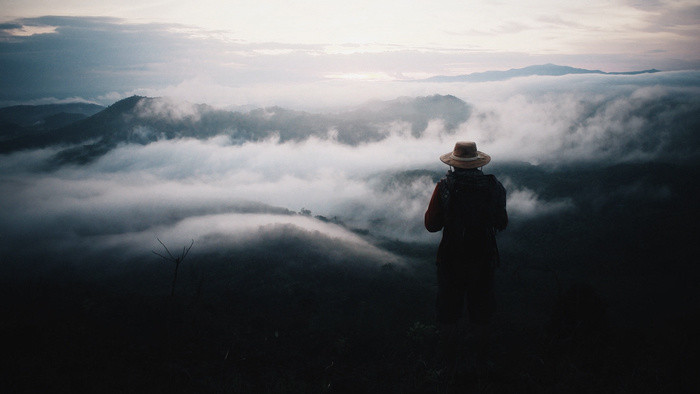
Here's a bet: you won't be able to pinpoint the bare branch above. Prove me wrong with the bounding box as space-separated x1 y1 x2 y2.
152 237 196 298
156 237 176 260
151 250 172 261
181 239 195 261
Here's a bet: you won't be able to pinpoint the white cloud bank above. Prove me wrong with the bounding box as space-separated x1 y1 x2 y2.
1 73 697 265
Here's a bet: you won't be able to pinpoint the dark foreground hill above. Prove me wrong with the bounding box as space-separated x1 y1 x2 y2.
1 161 698 393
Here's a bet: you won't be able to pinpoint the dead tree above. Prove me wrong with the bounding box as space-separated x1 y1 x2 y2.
152 238 194 297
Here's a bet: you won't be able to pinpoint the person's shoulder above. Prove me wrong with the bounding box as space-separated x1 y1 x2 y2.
482 173 497 183
484 173 506 192
483 173 502 183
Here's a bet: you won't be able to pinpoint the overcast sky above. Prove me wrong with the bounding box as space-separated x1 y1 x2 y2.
1 0 699 106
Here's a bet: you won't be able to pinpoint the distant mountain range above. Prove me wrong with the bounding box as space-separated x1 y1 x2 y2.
0 102 104 142
0 64 670 164
0 94 470 164
420 63 660 83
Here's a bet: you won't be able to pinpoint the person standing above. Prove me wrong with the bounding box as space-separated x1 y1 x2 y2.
424 141 508 378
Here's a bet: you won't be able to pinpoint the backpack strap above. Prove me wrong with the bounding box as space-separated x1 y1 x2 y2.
438 175 452 222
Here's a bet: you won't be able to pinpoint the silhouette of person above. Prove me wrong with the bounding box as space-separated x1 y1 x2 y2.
424 141 508 378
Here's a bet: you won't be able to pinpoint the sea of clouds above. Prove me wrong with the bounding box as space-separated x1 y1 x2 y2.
1 72 698 268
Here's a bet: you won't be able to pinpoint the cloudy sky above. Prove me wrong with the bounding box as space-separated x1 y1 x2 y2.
1 0 698 106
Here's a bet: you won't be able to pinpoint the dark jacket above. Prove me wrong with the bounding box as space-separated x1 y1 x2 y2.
425 168 507 267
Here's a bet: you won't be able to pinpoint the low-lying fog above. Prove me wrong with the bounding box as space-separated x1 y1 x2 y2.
1 72 698 269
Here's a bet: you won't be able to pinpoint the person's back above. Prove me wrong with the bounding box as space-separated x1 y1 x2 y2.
424 141 507 381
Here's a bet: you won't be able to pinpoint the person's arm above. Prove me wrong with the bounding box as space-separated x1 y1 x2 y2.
424 183 444 232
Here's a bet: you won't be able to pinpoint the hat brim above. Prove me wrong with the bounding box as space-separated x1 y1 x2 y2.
440 151 491 169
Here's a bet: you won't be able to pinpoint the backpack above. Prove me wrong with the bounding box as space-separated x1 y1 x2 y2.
438 171 507 265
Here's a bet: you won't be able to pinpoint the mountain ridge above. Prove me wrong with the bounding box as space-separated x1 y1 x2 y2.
0 94 470 164
420 63 661 83
0 102 104 142
0 102 104 126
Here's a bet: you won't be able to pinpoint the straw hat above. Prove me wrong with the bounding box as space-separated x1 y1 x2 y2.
440 141 491 169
